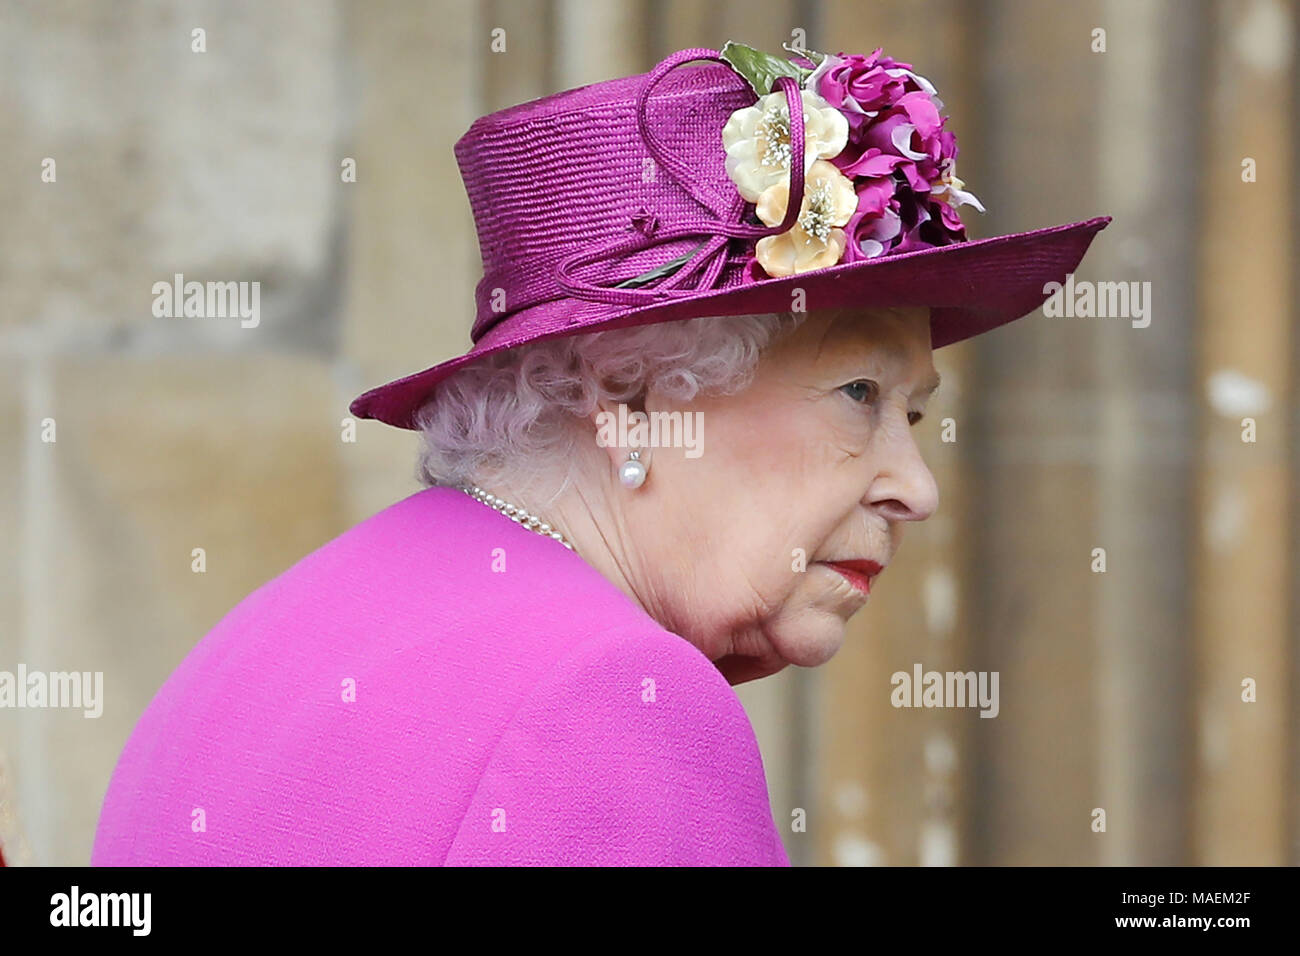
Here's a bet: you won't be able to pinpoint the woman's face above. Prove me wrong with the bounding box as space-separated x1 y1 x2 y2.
624 306 941 684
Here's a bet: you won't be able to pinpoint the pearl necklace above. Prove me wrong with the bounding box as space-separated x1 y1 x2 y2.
459 485 576 552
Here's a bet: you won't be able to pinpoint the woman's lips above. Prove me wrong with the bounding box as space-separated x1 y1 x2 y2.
825 560 883 595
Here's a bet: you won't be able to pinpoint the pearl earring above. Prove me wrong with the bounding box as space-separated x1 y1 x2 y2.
618 449 647 489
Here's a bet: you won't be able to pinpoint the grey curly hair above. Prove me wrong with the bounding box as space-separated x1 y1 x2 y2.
413 311 807 495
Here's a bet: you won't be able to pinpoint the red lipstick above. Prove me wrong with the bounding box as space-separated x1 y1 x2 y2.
825 560 883 594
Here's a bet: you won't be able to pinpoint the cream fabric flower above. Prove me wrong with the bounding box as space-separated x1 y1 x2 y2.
753 160 858 277
722 88 850 203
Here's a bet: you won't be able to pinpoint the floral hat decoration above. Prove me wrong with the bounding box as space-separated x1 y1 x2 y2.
348 43 1110 430
718 41 985 277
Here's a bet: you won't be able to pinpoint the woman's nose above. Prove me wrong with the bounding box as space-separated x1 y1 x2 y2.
867 426 939 522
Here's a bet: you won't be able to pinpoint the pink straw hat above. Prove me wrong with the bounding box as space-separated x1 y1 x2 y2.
350 45 1111 430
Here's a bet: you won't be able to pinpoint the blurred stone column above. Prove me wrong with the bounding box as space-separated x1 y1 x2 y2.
339 0 483 519
1193 0 1294 865
0 0 351 864
968 0 1107 865
1089 0 1203 865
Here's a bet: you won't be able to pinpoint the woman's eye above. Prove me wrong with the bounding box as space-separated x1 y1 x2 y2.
841 380 878 405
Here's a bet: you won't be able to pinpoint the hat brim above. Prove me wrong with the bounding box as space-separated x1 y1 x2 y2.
350 215 1110 430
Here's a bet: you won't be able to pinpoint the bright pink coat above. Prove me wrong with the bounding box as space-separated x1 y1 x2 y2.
92 486 790 866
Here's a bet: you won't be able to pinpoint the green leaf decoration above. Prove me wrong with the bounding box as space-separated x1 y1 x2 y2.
613 242 708 289
719 40 807 97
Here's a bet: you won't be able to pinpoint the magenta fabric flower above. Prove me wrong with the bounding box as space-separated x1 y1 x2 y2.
843 194 902 262
894 194 967 254
806 49 936 129
797 48 983 265
856 91 946 191
842 183 970 262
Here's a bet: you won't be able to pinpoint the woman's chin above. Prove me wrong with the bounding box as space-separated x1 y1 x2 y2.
766 610 849 668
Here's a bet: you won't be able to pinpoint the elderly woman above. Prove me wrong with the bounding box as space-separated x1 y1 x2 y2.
93 44 1107 866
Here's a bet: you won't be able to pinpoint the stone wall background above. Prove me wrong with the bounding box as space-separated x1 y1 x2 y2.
1 0 1295 866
